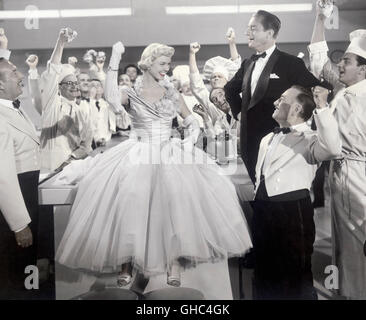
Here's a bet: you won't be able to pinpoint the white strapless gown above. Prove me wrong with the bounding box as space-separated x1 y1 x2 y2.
55 78 252 276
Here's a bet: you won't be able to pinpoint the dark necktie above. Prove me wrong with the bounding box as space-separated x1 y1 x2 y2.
226 113 232 124
251 51 267 62
95 101 100 112
12 99 21 109
242 52 268 102
273 127 291 134
81 97 90 103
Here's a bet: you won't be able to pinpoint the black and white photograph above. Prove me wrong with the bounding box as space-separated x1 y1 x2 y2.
0 0 366 307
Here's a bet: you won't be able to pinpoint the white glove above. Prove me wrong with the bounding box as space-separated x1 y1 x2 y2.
109 42 125 70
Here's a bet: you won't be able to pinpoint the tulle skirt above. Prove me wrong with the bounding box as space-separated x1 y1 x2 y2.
55 136 252 275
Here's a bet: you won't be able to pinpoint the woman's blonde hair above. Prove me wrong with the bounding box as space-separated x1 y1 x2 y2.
138 43 175 71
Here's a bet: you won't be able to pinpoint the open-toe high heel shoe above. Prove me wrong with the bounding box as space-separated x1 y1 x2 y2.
117 272 132 287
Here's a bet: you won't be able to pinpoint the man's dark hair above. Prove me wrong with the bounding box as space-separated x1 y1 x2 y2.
90 78 102 83
356 55 366 66
254 10 281 38
292 85 316 121
123 64 141 75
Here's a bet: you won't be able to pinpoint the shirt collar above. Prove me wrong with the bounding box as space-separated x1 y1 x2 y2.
290 121 310 132
61 95 77 107
257 44 276 60
0 98 17 110
345 79 366 96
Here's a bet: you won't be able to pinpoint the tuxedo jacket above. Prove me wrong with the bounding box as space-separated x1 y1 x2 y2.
254 108 341 199
0 102 40 231
225 49 320 170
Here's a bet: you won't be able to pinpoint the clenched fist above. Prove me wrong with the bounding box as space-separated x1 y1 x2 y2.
190 42 200 54
68 56 78 66
112 42 125 56
226 27 236 42
26 54 39 69
316 0 334 18
59 27 77 44
312 86 330 109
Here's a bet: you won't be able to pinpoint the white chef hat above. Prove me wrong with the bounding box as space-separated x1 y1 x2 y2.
172 65 190 86
203 56 238 81
345 29 366 60
59 64 76 82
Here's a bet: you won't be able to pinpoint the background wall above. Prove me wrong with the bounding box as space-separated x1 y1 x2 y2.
1 0 365 125
1 0 365 49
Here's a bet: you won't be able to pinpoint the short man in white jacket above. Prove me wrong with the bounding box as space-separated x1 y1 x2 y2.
252 85 341 299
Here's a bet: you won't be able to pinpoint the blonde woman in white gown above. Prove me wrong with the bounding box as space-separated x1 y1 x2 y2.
55 41 252 293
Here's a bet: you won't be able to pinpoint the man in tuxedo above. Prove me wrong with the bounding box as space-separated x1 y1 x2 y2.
252 85 341 299
0 30 40 299
225 10 321 182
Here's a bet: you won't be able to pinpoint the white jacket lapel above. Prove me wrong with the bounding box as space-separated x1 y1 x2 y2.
0 104 40 144
269 122 310 165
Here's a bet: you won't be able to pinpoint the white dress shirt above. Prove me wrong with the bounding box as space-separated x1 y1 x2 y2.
251 45 277 96
90 98 116 142
262 122 306 176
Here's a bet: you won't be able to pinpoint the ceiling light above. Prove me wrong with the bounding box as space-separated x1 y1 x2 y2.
165 3 313 15
165 6 238 15
239 3 313 13
60 8 132 18
0 10 60 19
0 8 132 20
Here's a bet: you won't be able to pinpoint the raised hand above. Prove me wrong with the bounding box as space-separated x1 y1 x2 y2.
26 54 39 69
59 27 77 45
193 104 209 120
0 28 8 49
96 52 106 70
112 42 125 56
226 27 235 42
312 86 330 109
68 56 78 67
316 0 334 18
190 42 200 54
83 49 97 63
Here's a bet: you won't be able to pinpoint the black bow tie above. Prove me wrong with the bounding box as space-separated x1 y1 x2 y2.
95 100 100 111
12 99 21 109
81 97 90 103
251 52 267 62
273 127 291 134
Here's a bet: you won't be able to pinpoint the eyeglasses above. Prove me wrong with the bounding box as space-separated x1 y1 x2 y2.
59 81 79 87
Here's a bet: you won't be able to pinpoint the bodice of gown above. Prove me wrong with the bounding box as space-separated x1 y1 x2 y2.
124 76 180 144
